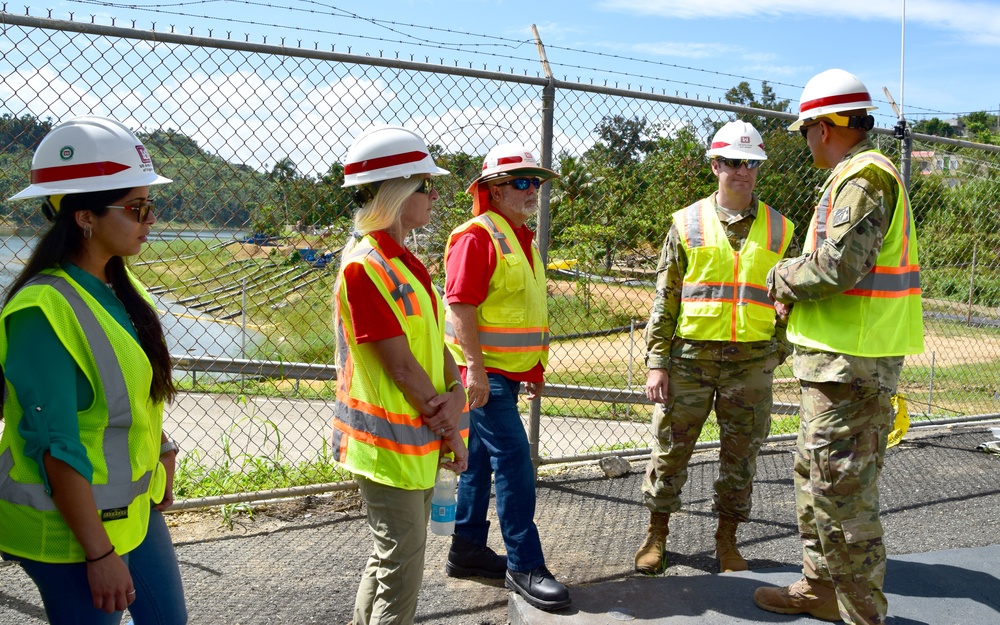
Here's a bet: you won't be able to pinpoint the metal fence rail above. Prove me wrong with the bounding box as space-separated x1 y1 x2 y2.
1 12 999 508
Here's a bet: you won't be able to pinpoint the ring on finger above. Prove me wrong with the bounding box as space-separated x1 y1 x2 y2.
127 589 136 596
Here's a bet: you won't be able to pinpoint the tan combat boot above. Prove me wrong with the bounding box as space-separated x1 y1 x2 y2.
633 511 670 574
715 514 748 572
754 577 841 622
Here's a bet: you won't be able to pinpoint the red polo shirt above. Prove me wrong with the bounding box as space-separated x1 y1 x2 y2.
343 230 438 344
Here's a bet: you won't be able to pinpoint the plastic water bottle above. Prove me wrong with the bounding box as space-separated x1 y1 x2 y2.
430 467 457 536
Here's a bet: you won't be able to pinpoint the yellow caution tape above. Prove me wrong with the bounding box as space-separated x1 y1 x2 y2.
887 394 909 448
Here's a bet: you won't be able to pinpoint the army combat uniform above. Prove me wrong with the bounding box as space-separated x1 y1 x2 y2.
642 192 799 522
767 140 924 625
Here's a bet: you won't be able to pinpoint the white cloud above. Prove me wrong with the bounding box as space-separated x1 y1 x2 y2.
0 67 104 120
597 0 1000 45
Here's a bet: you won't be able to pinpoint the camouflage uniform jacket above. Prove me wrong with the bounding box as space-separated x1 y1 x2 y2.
767 140 908 386
645 192 800 369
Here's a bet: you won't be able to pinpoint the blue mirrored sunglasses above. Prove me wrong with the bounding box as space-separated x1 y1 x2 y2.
500 177 542 190
718 158 762 170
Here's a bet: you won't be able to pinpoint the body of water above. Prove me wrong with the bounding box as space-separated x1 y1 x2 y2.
0 233 261 365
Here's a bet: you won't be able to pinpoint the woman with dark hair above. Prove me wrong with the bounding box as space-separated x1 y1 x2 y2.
0 116 187 624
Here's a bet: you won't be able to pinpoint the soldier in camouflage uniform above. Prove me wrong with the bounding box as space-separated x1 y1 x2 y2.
635 121 799 575
754 70 924 625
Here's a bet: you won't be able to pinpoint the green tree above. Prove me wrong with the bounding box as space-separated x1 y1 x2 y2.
912 117 957 138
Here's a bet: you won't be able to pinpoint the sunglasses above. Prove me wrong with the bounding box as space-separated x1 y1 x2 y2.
499 177 542 190
105 199 155 222
414 178 435 194
717 158 762 170
799 122 821 139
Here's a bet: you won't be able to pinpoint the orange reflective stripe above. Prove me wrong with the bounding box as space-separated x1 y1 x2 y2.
475 214 514 256
843 264 921 298
478 325 549 353
364 251 421 317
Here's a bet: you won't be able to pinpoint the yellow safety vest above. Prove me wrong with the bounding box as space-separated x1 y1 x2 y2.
0 269 166 563
444 213 549 373
332 236 469 491
787 150 924 356
674 198 794 342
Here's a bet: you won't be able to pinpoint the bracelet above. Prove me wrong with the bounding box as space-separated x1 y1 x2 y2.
85 546 116 563
446 380 463 392
160 439 179 456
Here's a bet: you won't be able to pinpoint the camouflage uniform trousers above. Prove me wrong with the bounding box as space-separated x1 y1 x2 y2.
641 353 777 521
795 374 899 625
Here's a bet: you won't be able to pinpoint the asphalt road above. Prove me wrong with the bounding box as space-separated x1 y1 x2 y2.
1 424 998 624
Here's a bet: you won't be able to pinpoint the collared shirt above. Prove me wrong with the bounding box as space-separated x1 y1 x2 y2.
343 230 438 344
444 208 543 383
645 192 800 368
768 140 906 384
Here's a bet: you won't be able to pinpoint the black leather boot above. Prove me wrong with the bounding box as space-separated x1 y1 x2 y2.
505 565 571 611
445 534 508 579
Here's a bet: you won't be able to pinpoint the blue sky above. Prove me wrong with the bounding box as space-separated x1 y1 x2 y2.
41 0 1000 129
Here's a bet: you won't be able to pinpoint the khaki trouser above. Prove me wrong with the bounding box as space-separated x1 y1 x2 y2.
354 476 433 625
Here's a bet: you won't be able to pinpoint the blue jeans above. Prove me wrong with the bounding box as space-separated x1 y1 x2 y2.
455 373 545 572
2 510 187 625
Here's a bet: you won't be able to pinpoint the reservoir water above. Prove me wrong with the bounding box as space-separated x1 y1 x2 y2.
0 232 262 366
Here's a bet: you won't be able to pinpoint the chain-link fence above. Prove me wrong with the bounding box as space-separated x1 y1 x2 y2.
2 13 999 507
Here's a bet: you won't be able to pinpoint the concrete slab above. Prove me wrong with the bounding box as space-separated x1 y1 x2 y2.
510 545 1000 625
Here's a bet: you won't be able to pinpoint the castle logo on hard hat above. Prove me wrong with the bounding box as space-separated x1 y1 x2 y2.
59 146 74 161
740 136 750 144
135 145 152 164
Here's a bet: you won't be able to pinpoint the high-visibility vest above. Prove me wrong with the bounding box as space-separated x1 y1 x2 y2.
444 213 549 373
0 269 166 563
787 150 924 356
332 236 469 491
674 198 794 342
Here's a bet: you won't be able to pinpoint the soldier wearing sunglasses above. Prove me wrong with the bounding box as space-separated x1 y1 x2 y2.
442 143 570 612
635 121 799 577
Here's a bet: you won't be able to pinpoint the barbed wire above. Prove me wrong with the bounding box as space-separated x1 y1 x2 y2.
42 0 998 120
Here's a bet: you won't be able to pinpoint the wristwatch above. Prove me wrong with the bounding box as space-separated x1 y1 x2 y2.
159 439 180 456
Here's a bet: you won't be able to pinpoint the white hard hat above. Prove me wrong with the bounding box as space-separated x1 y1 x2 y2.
789 68 878 131
466 142 557 192
9 115 172 201
342 125 449 188
706 121 767 161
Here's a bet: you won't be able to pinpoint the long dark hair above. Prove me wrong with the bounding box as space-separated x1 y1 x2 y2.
3 189 176 404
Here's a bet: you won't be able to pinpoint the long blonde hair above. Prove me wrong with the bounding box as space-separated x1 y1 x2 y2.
340 176 423 263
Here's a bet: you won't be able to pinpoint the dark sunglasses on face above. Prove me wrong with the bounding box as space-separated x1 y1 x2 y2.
499 177 542 190
414 178 434 194
105 200 155 222
799 122 820 139
718 158 762 170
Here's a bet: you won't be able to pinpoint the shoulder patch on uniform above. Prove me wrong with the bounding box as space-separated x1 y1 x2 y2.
831 207 851 227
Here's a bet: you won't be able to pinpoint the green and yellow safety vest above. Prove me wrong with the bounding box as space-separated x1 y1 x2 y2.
0 268 166 563
674 198 794 342
332 236 468 491
444 213 549 373
788 150 924 356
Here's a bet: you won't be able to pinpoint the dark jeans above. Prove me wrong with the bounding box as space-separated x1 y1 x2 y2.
454 373 545 572
2 509 187 625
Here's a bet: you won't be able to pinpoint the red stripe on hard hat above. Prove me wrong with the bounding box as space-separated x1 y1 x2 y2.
344 150 427 175
800 91 871 113
31 161 131 184
710 141 730 149
486 155 526 170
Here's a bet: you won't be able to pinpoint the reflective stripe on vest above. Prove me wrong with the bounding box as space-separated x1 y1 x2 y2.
357 248 422 317
0 275 150 512
674 198 793 343
444 214 549 366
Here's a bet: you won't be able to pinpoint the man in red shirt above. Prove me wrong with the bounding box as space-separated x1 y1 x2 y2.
443 143 570 612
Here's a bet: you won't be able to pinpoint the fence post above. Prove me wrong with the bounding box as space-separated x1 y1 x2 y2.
529 25 556 474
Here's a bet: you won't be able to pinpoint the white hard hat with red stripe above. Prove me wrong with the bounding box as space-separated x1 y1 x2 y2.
9 115 171 200
706 121 767 161
466 142 557 192
341 125 448 188
789 68 878 131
